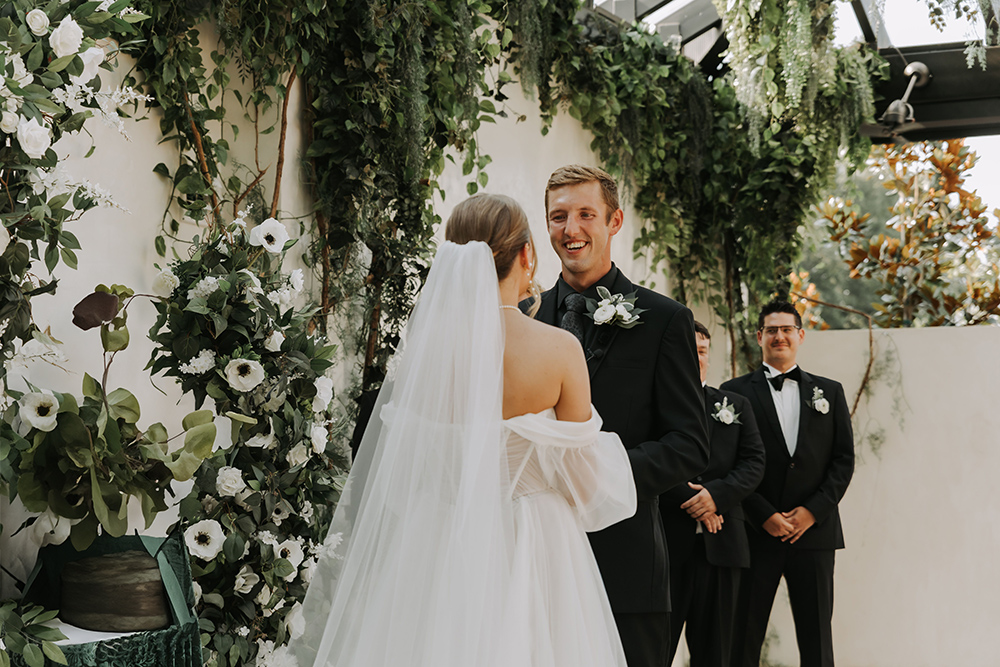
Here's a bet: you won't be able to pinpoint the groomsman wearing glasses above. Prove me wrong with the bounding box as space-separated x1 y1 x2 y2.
721 300 854 667
662 321 764 667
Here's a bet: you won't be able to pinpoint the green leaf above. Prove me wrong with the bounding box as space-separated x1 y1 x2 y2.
183 409 214 430
107 388 140 423
47 55 75 73
23 643 43 667
82 373 102 401
42 642 68 666
183 423 216 458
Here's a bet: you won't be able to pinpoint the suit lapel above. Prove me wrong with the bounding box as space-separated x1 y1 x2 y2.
795 368 814 453
704 386 719 441
585 270 634 379
535 287 558 326
750 368 786 450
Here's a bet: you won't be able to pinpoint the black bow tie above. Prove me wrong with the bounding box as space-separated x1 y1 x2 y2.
768 367 801 391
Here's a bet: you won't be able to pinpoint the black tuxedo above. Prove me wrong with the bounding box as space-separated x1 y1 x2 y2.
661 387 765 667
721 367 854 667
533 265 709 667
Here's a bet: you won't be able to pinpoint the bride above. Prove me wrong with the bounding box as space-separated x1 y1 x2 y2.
291 193 636 666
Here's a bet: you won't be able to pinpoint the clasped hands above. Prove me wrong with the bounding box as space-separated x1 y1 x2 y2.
763 507 815 543
679 483 724 534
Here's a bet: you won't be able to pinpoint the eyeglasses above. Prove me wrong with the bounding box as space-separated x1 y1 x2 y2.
759 325 801 336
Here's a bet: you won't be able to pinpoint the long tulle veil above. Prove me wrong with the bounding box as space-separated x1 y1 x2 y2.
292 241 514 666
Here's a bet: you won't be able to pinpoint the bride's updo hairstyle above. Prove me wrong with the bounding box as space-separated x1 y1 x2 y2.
445 193 540 312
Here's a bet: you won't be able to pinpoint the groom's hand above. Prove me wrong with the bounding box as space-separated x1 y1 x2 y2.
763 512 795 539
680 482 717 519
780 506 816 543
698 512 724 534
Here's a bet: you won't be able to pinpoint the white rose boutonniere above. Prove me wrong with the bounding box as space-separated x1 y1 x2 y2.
586 286 646 328
711 396 741 425
811 387 830 414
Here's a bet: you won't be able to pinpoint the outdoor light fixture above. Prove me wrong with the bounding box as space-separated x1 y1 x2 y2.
879 61 932 128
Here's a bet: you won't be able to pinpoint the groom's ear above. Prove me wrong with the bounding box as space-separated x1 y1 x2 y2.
608 208 624 236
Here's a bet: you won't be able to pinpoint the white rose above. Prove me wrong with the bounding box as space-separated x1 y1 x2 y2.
71 46 104 84
26 9 50 36
192 580 202 604
312 376 334 412
249 217 290 253
310 423 327 455
593 303 616 325
615 303 631 319
255 585 272 607
246 432 276 449
152 268 179 297
718 409 734 425
300 557 317 584
814 398 830 414
49 16 84 58
224 358 265 392
10 55 32 88
0 223 10 255
215 466 247 497
16 116 51 159
264 329 284 352
19 390 59 432
286 443 309 467
0 111 16 135
284 601 305 638
233 564 260 595
184 519 225 560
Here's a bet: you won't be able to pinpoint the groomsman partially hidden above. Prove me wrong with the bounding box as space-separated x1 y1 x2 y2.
661 321 764 667
722 300 854 667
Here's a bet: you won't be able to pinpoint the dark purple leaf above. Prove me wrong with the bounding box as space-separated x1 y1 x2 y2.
73 292 120 330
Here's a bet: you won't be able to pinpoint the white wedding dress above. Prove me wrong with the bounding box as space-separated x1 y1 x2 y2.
290 241 635 667
503 408 635 667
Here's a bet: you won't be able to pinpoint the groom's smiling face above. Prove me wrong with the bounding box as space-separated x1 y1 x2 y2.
546 180 623 291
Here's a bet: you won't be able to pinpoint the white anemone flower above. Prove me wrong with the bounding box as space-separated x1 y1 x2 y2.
276 539 305 581
185 519 225 560
19 390 59 432
225 358 265 392
249 218 290 253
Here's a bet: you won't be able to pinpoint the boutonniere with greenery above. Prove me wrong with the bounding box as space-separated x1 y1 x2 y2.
586 286 646 328
811 387 830 414
711 396 741 424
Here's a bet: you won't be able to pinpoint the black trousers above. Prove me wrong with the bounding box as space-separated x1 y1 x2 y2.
666 538 742 667
732 533 836 667
615 611 671 667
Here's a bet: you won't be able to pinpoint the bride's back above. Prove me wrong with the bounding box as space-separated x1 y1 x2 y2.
502 312 591 422
443 192 591 423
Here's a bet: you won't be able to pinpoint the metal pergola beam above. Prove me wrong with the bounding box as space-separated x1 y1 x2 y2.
863 43 1000 142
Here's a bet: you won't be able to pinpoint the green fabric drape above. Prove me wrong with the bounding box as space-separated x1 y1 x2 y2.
14 531 201 667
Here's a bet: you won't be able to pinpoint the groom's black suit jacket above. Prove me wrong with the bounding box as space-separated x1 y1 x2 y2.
661 386 765 569
535 266 709 613
721 367 854 550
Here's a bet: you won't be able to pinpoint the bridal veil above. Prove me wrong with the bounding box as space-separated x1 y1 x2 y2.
292 241 515 666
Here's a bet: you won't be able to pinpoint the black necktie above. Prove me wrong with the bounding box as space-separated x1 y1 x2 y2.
768 367 801 391
560 293 587 345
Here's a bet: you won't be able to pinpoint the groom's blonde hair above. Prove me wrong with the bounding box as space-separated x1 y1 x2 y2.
544 165 620 222
445 195 539 315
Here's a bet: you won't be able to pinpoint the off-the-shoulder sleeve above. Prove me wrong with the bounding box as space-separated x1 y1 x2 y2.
504 407 637 532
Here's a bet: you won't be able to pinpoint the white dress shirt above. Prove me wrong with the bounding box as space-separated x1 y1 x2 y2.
764 362 801 456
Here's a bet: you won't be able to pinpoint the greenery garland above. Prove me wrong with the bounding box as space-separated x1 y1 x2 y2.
500 0 886 371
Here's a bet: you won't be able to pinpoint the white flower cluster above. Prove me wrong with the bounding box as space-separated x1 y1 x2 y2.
179 349 217 375
187 276 221 301
811 387 830 414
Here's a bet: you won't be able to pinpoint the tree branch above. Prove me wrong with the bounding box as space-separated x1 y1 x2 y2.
270 65 297 219
181 91 220 225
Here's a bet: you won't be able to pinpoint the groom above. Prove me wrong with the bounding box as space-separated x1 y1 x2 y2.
531 165 709 667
